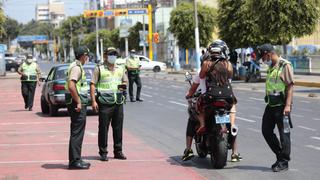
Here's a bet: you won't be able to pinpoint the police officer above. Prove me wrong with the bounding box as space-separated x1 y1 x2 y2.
17 54 41 111
90 47 127 161
65 46 91 170
257 44 294 172
126 49 143 102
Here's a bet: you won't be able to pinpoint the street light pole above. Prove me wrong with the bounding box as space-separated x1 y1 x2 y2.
142 0 146 56
194 0 201 71
173 0 180 71
95 0 100 62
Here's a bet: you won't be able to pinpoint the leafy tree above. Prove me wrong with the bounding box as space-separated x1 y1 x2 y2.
0 4 6 37
217 0 263 49
251 0 320 54
82 29 120 53
0 16 21 46
19 20 54 38
127 22 149 52
169 2 216 49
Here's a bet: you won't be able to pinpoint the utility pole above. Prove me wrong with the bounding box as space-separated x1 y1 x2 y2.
69 20 75 62
142 0 146 56
173 0 180 71
194 0 200 71
151 0 157 61
95 0 100 62
100 39 103 62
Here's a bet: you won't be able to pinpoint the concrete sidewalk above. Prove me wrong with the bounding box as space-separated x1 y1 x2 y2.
166 69 320 88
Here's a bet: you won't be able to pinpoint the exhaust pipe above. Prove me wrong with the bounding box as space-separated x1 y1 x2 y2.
231 125 238 136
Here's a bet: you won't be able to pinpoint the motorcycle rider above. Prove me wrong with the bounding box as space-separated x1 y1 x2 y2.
199 40 242 162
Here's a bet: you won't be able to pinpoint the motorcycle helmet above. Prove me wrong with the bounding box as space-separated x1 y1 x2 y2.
207 39 230 60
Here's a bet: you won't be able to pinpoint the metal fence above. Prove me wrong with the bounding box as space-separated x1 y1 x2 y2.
288 55 320 74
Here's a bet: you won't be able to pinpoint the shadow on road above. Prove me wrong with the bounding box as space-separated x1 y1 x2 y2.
41 163 68 170
168 156 271 172
10 109 29 112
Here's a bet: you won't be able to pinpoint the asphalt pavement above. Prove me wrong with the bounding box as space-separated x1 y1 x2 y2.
0 62 319 180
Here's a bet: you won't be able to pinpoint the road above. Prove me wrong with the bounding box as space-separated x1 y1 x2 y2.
0 62 319 180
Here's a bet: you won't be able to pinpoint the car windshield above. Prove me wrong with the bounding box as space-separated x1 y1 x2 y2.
54 66 95 80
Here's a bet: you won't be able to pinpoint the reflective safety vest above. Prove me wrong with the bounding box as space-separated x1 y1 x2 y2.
265 59 291 107
21 62 37 82
96 64 125 105
65 61 89 105
126 56 140 68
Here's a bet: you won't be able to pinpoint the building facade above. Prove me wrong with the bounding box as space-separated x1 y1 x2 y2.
35 0 65 28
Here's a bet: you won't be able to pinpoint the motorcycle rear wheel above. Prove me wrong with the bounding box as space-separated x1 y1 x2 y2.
210 130 228 169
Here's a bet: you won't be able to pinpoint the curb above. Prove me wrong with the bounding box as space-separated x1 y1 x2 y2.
295 81 320 88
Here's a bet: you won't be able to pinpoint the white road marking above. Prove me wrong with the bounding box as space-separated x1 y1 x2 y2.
306 145 320 151
249 97 264 101
300 100 310 103
170 85 182 89
0 159 168 164
313 118 320 121
0 131 69 135
298 126 316 131
156 103 164 106
168 101 188 107
237 117 256 123
250 115 261 119
291 114 304 118
311 136 320 141
0 122 66 126
298 108 312 112
141 93 153 97
247 128 261 133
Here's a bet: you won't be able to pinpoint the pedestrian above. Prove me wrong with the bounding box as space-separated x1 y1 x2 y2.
17 54 41 111
90 47 128 161
126 49 143 102
257 44 294 172
65 46 91 170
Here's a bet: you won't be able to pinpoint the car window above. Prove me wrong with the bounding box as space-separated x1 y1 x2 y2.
84 67 94 79
140 57 149 62
47 68 55 81
54 68 68 80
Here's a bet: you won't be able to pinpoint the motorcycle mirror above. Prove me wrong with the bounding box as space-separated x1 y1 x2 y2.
185 72 192 82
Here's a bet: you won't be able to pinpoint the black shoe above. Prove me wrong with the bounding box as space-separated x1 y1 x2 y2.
24 105 28 110
28 107 33 111
68 161 90 170
100 154 108 161
181 148 194 161
80 160 91 167
271 160 280 169
130 99 136 102
272 161 288 172
136 99 143 102
114 152 127 160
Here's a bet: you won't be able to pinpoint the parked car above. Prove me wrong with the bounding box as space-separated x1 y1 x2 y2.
5 58 20 72
40 63 96 116
126 55 167 72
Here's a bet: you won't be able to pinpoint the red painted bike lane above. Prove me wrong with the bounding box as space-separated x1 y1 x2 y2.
0 78 205 180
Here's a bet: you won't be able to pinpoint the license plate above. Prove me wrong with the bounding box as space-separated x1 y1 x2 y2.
215 115 230 124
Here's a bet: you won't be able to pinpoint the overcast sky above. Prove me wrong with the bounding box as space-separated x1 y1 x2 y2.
3 0 85 24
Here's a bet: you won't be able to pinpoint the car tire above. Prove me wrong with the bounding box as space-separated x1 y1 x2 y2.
41 95 49 114
48 102 58 117
153 66 161 72
10 67 16 72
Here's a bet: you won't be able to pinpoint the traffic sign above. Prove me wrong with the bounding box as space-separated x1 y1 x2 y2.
128 9 147 15
104 10 114 17
17 35 47 42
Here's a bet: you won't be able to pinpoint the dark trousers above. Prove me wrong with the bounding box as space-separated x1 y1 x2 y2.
262 105 291 162
67 102 87 163
98 103 124 155
128 72 142 100
21 81 36 108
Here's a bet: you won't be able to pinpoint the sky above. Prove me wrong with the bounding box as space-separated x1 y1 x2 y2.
3 0 86 24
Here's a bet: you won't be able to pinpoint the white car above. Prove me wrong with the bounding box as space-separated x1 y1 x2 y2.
126 55 167 72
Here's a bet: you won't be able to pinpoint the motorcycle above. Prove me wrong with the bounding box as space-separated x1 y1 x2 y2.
243 60 261 82
185 72 237 169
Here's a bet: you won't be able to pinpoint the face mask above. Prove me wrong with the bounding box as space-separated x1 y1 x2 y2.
265 59 272 66
108 55 117 64
26 58 33 64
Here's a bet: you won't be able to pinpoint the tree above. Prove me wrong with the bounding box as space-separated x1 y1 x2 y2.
0 4 6 37
169 2 216 49
82 29 120 53
127 22 148 52
251 0 320 54
217 0 263 49
0 16 21 47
